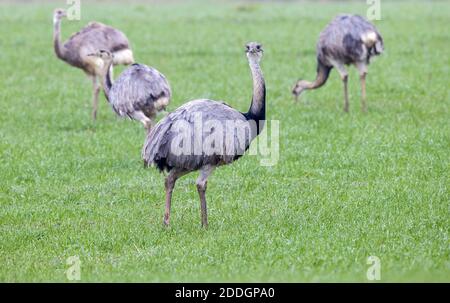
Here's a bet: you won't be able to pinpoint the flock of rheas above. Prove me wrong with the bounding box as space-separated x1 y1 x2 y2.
53 8 384 227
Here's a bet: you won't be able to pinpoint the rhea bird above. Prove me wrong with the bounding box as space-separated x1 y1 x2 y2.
53 8 135 120
292 14 384 112
142 42 265 227
87 50 171 131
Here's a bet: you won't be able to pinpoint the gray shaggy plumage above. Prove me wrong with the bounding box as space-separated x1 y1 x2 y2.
142 99 250 172
317 14 383 66
88 49 171 130
109 63 171 119
58 22 131 70
141 42 265 227
292 14 384 112
53 9 134 120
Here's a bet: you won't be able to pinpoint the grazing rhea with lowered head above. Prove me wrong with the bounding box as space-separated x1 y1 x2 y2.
53 8 134 120
88 50 171 132
292 14 383 112
142 42 266 227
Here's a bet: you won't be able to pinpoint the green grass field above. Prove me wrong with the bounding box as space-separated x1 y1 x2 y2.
0 0 449 282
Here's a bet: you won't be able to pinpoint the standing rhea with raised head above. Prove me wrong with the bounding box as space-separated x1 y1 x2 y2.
53 8 135 120
142 42 265 227
292 14 384 112
88 50 171 132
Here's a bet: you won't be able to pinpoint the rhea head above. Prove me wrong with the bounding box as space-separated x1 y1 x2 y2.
292 79 309 101
245 42 263 63
53 8 67 24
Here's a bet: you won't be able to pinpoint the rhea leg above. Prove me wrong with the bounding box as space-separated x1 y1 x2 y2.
360 73 367 112
196 166 215 228
91 75 101 120
130 111 153 133
355 62 368 112
342 75 349 113
332 62 349 113
163 169 186 226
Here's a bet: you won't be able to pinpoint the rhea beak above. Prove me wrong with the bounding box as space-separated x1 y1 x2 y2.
56 10 67 18
292 89 300 102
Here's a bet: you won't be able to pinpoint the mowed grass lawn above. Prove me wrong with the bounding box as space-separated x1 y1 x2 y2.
0 1 448 282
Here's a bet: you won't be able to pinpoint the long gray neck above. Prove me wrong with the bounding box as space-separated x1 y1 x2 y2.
100 60 114 101
246 58 266 123
53 18 66 60
305 60 331 90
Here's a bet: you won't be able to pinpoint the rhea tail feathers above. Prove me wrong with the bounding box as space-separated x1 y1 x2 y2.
361 31 378 48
